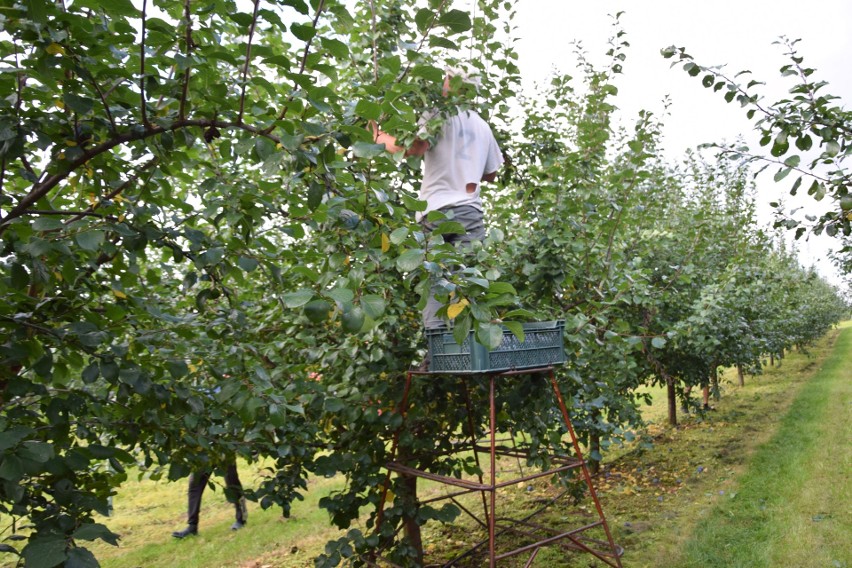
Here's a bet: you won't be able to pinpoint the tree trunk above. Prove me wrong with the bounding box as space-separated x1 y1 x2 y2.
737 364 745 387
398 474 423 565
589 429 601 475
770 353 775 367
667 376 678 426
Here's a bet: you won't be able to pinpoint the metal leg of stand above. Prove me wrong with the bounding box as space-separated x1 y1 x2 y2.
489 374 497 568
548 371 623 568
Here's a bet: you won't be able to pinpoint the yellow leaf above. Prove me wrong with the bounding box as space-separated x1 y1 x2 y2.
46 43 65 55
54 271 63 281
65 139 77 147
86 167 93 178
112 289 127 299
55 99 65 110
381 233 390 253
87 193 97 206
447 298 469 320
118 214 126 222
344 255 350 265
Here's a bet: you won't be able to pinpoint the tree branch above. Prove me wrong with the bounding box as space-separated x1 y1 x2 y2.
64 157 159 225
21 209 118 220
0 119 291 232
260 0 326 135
299 0 326 75
237 0 262 124
369 0 378 82
139 0 149 128
397 0 448 83
179 0 193 121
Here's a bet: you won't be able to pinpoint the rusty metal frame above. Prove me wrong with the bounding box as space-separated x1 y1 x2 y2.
372 366 623 567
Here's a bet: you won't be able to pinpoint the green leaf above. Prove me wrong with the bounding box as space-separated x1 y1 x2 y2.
774 167 791 182
651 337 666 349
401 194 427 212
32 217 63 231
389 227 409 245
66 547 99 568
0 455 24 481
63 94 95 116
488 282 516 295
453 315 471 345
0 428 32 452
320 37 349 59
22 535 66 568
327 288 355 304
282 289 314 308
360 295 386 319
352 141 386 158
19 441 54 463
414 8 434 33
396 249 425 272
355 100 382 121
73 523 120 546
431 221 466 236
290 23 316 41
75 230 105 251
783 154 800 167
503 321 525 342
437 9 471 33
73 0 138 16
237 256 259 272
476 322 504 351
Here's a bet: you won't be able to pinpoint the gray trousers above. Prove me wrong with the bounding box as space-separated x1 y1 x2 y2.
186 463 247 527
420 205 486 329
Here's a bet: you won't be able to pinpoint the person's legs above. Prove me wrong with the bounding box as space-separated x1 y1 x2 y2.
420 205 485 330
173 471 210 538
224 463 247 529
186 471 210 527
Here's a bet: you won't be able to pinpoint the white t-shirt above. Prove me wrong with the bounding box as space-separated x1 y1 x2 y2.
416 110 503 222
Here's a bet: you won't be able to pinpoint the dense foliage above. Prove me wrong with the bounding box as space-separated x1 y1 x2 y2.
0 2 847 567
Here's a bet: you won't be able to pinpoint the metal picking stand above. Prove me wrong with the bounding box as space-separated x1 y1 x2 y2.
374 366 624 567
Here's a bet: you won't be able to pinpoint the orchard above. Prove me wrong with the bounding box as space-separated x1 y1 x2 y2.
0 1 848 567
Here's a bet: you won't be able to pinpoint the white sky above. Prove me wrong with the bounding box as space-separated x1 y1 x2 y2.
513 0 852 287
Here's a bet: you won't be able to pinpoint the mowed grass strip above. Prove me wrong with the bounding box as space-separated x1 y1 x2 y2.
675 323 851 568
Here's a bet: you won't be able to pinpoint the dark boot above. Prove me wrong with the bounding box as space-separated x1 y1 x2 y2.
172 525 198 539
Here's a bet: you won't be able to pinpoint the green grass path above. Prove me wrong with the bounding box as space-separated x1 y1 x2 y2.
676 325 851 568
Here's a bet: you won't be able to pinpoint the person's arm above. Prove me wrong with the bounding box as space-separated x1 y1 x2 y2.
481 171 497 183
368 120 430 157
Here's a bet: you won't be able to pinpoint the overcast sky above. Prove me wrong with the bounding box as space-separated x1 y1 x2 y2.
512 1 851 286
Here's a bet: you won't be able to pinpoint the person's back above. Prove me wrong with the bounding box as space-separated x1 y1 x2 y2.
417 110 503 222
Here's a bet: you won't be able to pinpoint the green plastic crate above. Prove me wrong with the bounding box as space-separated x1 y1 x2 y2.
426 320 566 373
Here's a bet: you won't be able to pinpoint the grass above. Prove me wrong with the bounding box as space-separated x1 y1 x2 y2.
674 323 851 568
2 323 849 567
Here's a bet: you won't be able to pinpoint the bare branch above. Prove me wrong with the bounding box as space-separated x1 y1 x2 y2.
369 0 378 82
298 0 326 75
140 0 149 128
238 0 262 124
179 0 193 121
